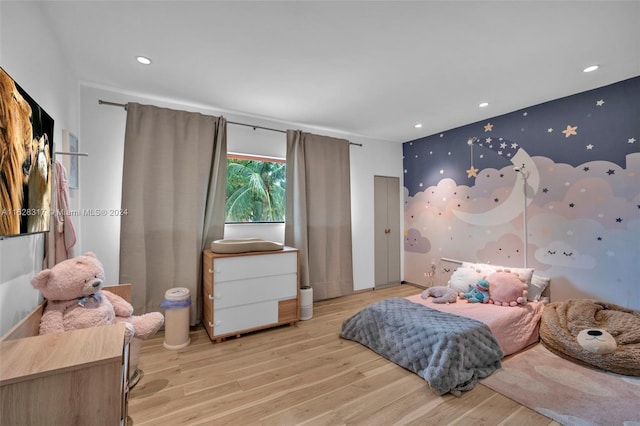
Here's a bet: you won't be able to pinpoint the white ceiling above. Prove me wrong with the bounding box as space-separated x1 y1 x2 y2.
38 1 639 143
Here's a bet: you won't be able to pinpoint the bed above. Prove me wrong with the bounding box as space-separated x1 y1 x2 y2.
340 261 547 396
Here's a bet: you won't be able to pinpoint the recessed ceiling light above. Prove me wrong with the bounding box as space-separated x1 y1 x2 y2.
583 65 599 73
136 56 152 65
479 102 489 108
414 123 423 128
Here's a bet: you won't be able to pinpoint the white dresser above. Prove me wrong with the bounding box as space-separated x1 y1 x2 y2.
202 247 300 342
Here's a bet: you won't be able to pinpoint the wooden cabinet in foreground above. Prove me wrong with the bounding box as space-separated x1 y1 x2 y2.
0 286 131 425
202 247 300 342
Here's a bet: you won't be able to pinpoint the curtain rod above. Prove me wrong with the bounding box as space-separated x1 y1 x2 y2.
98 99 363 146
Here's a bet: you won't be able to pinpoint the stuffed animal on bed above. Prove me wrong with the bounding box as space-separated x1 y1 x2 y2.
460 279 490 303
31 252 164 340
487 270 528 307
421 286 458 304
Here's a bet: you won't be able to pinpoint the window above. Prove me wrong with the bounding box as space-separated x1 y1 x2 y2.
225 154 286 223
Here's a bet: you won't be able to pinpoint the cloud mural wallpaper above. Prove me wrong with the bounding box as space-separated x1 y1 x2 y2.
403 77 639 310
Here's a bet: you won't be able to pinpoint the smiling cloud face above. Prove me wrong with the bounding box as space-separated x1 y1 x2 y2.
534 240 597 269
405 228 431 253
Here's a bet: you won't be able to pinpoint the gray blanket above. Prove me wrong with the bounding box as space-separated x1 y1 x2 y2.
340 297 504 395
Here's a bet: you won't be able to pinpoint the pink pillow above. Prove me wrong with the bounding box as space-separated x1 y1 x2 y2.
487 270 528 307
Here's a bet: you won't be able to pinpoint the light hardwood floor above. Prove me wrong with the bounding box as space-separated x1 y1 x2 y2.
128 284 559 426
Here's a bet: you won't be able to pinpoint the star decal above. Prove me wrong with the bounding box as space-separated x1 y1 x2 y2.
466 166 479 178
569 203 575 208
562 125 578 138
484 123 493 132
629 138 636 144
616 218 623 223
583 167 590 172
586 144 594 150
596 99 605 106
607 169 615 176
542 188 549 193
548 128 553 133
597 237 602 241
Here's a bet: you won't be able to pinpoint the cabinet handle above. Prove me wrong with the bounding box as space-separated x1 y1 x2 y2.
208 321 221 328
208 294 214 300
208 268 214 274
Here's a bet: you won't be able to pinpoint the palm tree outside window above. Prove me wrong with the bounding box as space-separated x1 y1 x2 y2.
225 153 286 223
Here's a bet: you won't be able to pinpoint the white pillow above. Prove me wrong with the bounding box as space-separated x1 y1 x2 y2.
448 267 483 293
528 274 550 301
461 261 534 286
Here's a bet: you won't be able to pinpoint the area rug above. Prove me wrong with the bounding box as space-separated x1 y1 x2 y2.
481 344 640 426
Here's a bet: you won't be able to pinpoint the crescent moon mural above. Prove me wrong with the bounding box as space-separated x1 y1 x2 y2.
453 138 540 226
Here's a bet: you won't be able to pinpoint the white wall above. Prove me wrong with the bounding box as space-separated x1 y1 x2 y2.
79 84 403 295
0 2 79 335
0 1 403 335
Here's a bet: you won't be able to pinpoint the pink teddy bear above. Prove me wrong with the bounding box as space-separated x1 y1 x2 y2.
31 252 164 341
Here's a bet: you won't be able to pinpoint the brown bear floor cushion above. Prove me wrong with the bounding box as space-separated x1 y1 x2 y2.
540 299 640 376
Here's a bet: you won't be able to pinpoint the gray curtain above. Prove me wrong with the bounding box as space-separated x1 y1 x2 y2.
285 130 354 300
119 103 227 324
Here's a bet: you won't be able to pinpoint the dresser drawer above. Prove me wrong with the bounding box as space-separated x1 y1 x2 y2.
210 252 297 283
212 274 297 309
212 301 278 336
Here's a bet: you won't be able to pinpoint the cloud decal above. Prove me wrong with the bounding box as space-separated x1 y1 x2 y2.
405 228 431 253
534 241 597 269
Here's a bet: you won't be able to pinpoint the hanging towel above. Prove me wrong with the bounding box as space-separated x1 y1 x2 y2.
45 161 76 266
